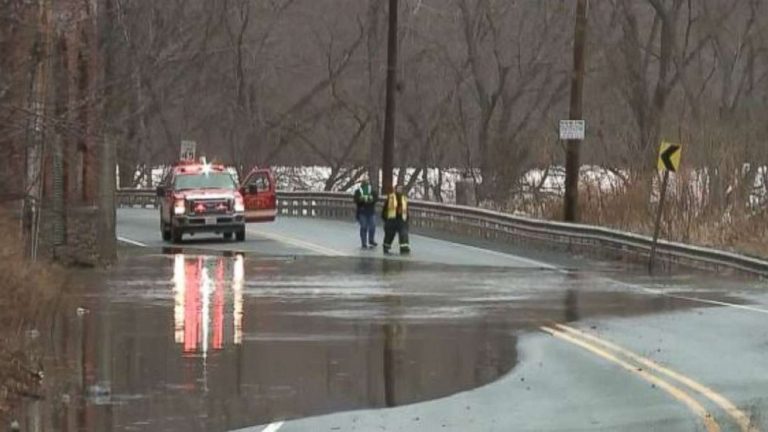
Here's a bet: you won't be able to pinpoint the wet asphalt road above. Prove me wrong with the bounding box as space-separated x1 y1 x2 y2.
53 209 768 431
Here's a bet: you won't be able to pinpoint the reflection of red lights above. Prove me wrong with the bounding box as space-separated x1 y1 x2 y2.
173 255 245 355
233 255 244 345
213 260 225 350
183 258 200 353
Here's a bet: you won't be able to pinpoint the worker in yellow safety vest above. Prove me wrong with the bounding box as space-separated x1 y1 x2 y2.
381 184 410 254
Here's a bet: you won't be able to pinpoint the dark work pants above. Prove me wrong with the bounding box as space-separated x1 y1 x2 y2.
383 219 410 252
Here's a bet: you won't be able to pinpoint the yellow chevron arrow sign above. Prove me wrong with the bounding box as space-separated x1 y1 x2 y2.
657 141 682 172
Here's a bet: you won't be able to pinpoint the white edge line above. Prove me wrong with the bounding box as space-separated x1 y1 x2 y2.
606 279 768 315
462 227 768 316
640 287 768 315
119 213 767 316
262 421 285 432
117 236 148 247
243 225 762 318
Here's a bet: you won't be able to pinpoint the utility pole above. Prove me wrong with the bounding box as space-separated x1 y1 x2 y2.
564 0 588 222
381 0 398 195
366 2 383 194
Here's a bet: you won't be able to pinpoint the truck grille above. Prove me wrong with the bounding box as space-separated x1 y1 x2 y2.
189 199 231 215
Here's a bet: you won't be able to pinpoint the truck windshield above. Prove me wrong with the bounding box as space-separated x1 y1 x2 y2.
174 173 236 190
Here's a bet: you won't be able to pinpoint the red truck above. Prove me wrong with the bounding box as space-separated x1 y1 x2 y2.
157 162 276 243
240 167 278 223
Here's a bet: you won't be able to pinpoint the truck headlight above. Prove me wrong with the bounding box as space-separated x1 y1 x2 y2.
234 197 245 213
174 199 186 215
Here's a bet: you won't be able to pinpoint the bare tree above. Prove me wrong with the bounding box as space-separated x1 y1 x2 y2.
453 0 569 201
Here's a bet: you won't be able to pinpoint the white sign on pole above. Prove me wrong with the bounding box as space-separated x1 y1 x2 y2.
180 140 196 161
559 120 586 140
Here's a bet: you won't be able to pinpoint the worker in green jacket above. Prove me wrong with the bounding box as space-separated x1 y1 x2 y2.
354 179 378 248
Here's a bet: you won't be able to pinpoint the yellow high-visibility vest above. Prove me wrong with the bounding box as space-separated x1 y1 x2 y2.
385 193 407 221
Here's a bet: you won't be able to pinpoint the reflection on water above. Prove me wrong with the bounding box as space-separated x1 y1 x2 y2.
171 254 245 395
172 254 244 356
20 254 741 432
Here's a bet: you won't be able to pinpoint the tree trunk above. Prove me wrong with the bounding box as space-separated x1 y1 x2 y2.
97 0 117 264
98 134 117 263
23 0 53 260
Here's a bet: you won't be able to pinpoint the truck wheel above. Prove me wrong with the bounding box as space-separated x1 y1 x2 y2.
235 228 245 242
161 223 171 241
171 225 183 244
223 232 233 240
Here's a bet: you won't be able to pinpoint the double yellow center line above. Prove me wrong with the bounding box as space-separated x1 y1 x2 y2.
540 324 757 432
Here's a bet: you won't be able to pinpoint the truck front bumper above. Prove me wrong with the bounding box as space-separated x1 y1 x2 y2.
174 214 245 234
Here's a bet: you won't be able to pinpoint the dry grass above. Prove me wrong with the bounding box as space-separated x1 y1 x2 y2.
0 215 61 420
525 179 768 259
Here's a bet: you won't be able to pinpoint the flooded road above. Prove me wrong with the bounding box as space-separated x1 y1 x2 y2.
19 250 753 432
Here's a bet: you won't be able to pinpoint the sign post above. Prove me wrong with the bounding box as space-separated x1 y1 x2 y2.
180 140 196 161
561 119 586 223
649 141 682 273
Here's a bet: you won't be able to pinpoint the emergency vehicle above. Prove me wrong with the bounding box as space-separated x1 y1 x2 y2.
240 166 278 222
157 161 276 243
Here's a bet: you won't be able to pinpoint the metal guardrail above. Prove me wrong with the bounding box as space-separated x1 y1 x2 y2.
117 189 161 208
117 189 768 277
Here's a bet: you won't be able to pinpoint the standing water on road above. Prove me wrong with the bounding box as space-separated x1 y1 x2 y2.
20 253 740 431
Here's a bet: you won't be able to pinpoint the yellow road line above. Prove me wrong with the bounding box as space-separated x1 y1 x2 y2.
554 324 756 432
247 228 349 257
541 326 721 432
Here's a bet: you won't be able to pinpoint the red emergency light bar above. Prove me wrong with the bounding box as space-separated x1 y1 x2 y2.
173 161 226 174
